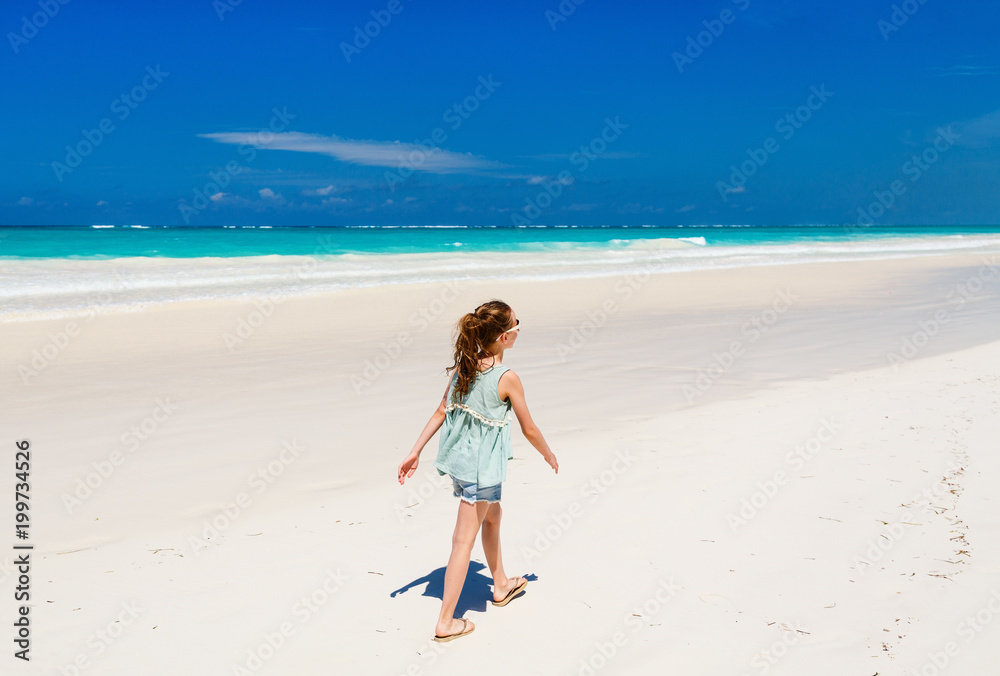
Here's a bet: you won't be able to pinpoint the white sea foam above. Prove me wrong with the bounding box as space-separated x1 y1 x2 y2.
2 234 999 322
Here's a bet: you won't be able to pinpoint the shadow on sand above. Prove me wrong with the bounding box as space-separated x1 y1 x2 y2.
390 562 536 616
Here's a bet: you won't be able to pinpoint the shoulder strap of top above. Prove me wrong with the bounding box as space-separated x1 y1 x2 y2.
457 365 510 389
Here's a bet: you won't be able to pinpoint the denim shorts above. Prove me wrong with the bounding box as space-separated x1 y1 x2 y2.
451 476 502 504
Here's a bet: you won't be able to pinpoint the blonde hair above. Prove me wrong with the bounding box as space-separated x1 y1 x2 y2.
445 299 513 403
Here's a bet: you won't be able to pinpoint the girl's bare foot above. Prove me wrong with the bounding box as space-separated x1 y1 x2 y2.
492 576 527 604
434 616 475 640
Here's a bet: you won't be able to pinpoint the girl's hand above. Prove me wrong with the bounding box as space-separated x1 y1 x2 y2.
542 450 559 474
397 452 420 485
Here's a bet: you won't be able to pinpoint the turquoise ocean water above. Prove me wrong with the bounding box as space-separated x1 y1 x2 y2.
2 225 999 321
3 224 1000 259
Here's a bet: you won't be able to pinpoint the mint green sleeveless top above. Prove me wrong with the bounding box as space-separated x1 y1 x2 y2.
434 364 513 486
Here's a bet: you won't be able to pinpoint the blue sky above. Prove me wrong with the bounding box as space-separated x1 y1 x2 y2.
2 0 998 226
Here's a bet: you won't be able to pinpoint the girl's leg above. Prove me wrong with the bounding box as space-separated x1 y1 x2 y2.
436 499 490 637
481 501 519 601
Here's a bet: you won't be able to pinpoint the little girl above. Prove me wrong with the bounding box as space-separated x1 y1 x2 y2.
396 299 559 642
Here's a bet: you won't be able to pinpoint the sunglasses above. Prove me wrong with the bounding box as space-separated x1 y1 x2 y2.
499 319 521 338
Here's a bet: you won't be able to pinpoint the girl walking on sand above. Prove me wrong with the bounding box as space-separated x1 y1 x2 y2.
396 299 559 642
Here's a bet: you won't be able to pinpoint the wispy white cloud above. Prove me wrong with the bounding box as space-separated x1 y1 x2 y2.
618 203 665 214
301 185 340 196
17 197 33 206
199 131 502 174
675 204 697 213
928 65 1000 77
954 108 1000 148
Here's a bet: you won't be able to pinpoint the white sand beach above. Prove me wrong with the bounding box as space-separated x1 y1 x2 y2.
2 251 1000 674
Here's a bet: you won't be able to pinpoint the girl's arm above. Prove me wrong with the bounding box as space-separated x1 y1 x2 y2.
499 371 558 473
397 379 451 484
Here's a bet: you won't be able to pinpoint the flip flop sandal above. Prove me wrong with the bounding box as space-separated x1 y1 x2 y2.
492 577 528 607
432 618 474 643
